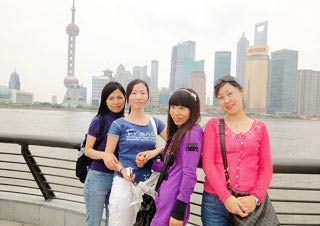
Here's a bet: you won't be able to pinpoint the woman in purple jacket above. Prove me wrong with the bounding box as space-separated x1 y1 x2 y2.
137 88 203 226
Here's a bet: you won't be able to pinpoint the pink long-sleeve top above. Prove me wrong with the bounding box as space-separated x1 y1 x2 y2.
202 117 273 203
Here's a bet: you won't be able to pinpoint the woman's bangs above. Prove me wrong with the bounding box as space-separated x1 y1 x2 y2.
169 91 189 107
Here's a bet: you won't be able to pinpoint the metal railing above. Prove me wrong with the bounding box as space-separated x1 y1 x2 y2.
0 133 319 225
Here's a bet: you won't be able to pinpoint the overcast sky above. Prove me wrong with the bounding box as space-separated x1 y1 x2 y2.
1 0 319 103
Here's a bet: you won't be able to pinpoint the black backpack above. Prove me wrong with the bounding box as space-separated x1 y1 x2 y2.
76 114 106 183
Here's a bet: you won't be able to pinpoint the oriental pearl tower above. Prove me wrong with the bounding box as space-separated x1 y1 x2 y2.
62 0 83 106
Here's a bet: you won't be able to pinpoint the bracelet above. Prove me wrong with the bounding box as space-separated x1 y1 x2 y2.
253 196 261 206
119 167 125 173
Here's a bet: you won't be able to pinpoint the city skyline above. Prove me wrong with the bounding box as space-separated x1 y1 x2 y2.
1 0 320 102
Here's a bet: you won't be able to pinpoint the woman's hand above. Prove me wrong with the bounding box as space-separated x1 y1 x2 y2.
120 167 135 182
169 217 183 226
224 195 249 217
135 148 162 168
238 195 257 213
102 151 119 170
135 152 147 168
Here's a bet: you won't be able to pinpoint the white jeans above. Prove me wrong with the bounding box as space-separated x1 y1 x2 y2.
108 176 136 226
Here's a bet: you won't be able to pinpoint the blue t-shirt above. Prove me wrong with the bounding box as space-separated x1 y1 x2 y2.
108 117 166 182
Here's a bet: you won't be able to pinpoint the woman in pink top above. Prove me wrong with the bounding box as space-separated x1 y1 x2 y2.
201 75 273 226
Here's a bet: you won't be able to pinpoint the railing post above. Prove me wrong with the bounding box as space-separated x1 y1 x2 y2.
21 144 55 200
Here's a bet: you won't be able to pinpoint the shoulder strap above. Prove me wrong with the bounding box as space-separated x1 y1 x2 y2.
149 116 157 139
219 118 231 190
148 116 172 192
93 114 106 149
149 116 165 191
154 150 173 192
153 133 178 192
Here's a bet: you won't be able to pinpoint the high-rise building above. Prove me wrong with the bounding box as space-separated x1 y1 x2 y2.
0 86 12 103
62 0 84 106
245 46 269 113
102 69 113 81
254 21 268 46
151 60 159 89
184 59 204 81
236 33 249 86
169 40 195 92
114 64 132 90
79 84 87 104
132 65 148 81
91 71 112 106
9 69 21 90
214 51 231 79
268 49 298 114
189 70 206 111
141 65 148 81
213 51 231 105
195 60 205 71
296 70 320 117
242 21 270 113
169 45 178 92
133 66 143 80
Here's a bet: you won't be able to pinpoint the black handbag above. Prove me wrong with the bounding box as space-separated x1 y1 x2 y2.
218 118 280 226
232 193 279 226
133 194 156 226
76 114 106 183
133 151 173 226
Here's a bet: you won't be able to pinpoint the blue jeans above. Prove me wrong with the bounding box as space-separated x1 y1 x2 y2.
201 191 231 226
83 169 113 226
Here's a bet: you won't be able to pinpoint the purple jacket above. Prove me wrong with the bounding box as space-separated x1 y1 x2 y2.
151 125 203 226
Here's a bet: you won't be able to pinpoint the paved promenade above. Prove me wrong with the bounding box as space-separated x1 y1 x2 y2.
0 192 88 226
0 219 38 226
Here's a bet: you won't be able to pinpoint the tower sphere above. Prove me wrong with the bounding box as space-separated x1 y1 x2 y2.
64 75 79 87
66 23 80 36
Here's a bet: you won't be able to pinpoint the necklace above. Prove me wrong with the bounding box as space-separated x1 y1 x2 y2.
225 116 248 132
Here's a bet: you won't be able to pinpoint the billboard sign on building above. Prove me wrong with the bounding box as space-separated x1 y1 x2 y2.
247 45 268 56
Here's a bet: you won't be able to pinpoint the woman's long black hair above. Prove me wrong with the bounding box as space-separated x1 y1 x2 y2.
165 88 200 159
97 81 126 116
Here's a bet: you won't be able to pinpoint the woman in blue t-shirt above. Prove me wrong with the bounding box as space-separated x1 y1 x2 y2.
83 82 126 226
103 79 167 226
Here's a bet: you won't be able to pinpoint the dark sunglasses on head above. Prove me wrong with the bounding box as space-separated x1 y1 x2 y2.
214 75 240 88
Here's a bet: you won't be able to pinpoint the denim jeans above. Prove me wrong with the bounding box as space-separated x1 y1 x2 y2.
201 191 231 226
83 169 114 226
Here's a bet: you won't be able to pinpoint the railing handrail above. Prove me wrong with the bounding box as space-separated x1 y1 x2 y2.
273 157 320 174
1 133 320 174
0 133 79 149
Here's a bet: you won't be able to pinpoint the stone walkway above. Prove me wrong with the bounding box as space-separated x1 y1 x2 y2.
0 219 38 226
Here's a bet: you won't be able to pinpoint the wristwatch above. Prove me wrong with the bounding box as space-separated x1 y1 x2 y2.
253 196 261 206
